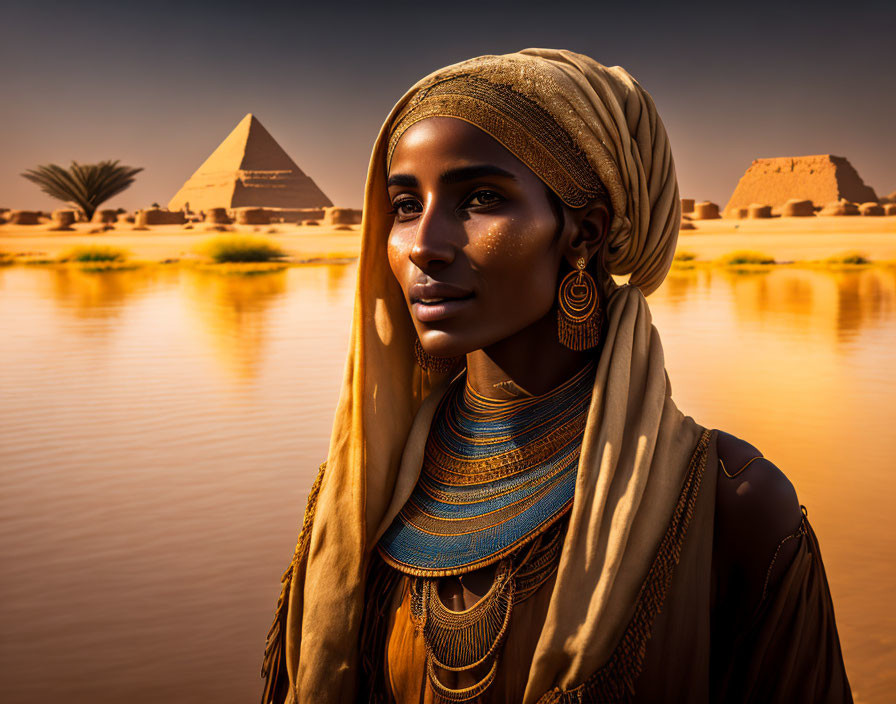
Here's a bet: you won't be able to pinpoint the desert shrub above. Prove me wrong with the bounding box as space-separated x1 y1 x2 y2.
60 245 129 262
717 250 775 266
824 251 870 265
200 234 286 263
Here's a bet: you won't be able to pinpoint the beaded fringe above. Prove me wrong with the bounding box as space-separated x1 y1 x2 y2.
536 428 712 704
556 310 602 351
260 461 327 704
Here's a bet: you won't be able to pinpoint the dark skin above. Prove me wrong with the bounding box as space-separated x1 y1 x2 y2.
385 118 805 642
386 116 610 400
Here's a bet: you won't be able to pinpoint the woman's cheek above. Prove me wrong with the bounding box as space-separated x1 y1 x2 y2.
386 228 413 281
468 219 521 263
468 213 554 268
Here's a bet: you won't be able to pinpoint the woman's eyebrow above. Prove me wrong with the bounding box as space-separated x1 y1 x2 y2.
440 164 517 184
387 165 517 189
387 174 418 188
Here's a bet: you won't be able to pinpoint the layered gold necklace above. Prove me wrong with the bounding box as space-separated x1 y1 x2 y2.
410 522 566 701
377 362 596 701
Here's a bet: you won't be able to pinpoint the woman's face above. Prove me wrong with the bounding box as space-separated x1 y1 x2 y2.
386 116 578 358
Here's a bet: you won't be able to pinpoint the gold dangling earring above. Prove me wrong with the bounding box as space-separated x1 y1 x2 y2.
413 337 463 373
557 256 602 350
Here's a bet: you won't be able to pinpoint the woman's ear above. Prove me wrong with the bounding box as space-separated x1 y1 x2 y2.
566 202 609 265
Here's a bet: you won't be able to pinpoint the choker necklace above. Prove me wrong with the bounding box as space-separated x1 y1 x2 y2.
378 360 596 576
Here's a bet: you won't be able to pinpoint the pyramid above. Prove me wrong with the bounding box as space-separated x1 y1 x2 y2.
724 155 877 213
168 113 333 211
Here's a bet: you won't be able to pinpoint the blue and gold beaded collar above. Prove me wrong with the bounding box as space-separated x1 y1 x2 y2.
378 362 596 577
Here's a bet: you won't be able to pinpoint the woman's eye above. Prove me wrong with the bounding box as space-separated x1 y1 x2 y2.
392 198 422 218
466 190 503 208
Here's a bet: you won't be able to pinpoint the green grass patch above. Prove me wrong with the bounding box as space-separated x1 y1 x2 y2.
59 245 129 262
199 234 287 263
716 250 776 266
673 250 697 262
823 251 870 265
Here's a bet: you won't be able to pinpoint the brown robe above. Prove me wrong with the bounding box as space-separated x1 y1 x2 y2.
377 430 852 703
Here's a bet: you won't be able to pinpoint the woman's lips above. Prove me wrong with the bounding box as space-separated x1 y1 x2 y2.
412 295 474 323
409 281 474 322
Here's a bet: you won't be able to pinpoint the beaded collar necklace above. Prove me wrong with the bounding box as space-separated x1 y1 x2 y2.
378 361 596 577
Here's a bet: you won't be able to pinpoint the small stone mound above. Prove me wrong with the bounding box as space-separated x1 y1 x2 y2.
8 210 40 225
304 220 320 226
819 199 860 216
679 221 697 230
133 211 149 230
235 208 271 225
139 208 187 225
205 207 232 224
324 207 363 225
680 198 695 214
782 199 814 217
293 208 325 222
92 209 118 224
727 207 748 219
859 202 885 216
50 210 77 230
692 201 720 220
748 204 772 219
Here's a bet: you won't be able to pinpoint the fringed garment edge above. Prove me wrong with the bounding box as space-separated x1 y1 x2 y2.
536 427 712 704
260 461 327 704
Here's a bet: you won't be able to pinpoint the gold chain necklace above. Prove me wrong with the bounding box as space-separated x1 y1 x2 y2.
409 521 565 701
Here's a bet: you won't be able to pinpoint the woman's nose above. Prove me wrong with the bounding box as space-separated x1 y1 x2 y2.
409 201 456 272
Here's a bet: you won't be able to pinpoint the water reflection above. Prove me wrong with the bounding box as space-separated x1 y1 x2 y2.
0 262 893 704
180 268 289 384
47 266 172 320
324 261 354 302
660 266 896 344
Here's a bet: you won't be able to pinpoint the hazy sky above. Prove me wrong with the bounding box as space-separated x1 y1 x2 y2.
2 0 894 211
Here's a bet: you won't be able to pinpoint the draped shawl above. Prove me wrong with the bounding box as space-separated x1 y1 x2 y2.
264 48 704 703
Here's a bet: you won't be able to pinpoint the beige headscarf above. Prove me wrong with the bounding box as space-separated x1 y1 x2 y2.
263 48 703 703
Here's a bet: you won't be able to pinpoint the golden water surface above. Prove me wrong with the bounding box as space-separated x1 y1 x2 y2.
0 263 893 703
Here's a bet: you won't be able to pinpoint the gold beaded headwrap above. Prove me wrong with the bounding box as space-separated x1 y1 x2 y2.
385 50 682 297
387 74 608 209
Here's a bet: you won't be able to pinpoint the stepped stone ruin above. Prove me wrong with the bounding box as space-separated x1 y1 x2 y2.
725 155 877 214
168 113 332 212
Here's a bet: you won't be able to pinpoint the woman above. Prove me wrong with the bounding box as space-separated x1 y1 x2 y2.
262 49 851 703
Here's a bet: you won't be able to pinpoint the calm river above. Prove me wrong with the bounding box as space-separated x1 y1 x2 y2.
1 263 894 703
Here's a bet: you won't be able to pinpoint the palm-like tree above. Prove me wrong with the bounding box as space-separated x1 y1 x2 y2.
21 160 143 221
